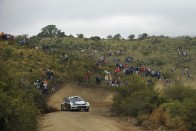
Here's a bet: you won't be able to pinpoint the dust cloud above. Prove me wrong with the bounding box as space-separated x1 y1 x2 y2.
47 84 114 111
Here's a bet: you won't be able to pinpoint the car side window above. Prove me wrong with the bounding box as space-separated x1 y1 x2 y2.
64 98 70 103
63 98 68 102
64 98 68 102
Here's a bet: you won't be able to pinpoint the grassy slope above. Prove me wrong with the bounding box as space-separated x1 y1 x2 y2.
1 36 196 87
38 36 196 85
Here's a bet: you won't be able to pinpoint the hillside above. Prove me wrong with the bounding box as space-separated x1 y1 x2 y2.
31 36 196 84
0 35 196 131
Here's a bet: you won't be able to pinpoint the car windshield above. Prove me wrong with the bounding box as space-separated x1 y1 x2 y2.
70 97 84 102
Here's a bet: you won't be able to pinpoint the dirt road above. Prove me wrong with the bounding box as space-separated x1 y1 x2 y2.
39 84 141 131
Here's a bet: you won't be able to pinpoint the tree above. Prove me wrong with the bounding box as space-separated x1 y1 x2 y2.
107 35 113 39
77 33 84 38
184 36 191 44
113 34 121 40
17 34 29 39
128 34 135 40
138 33 148 39
69 34 74 38
90 36 101 41
57 30 65 37
37 25 61 37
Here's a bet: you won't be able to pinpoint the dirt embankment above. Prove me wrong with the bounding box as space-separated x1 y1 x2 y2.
39 84 142 131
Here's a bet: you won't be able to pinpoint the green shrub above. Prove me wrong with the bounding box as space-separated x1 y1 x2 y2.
161 98 196 130
0 60 41 131
0 91 40 131
111 75 165 117
2 47 13 60
163 83 195 101
162 83 196 130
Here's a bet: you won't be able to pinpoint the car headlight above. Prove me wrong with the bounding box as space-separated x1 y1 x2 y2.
86 102 90 106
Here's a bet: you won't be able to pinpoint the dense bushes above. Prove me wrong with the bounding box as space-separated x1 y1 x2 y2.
163 83 195 101
111 76 196 130
161 99 196 130
0 60 42 131
1 47 13 61
0 92 39 131
162 83 196 130
111 75 165 117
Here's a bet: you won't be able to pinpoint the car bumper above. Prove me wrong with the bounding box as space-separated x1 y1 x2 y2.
70 105 90 110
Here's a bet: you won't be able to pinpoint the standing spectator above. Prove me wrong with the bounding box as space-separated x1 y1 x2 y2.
42 80 48 95
96 76 101 85
47 69 54 80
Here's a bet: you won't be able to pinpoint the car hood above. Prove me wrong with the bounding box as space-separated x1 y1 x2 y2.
74 101 85 104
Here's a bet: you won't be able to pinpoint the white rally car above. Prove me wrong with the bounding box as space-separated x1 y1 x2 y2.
61 96 90 112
